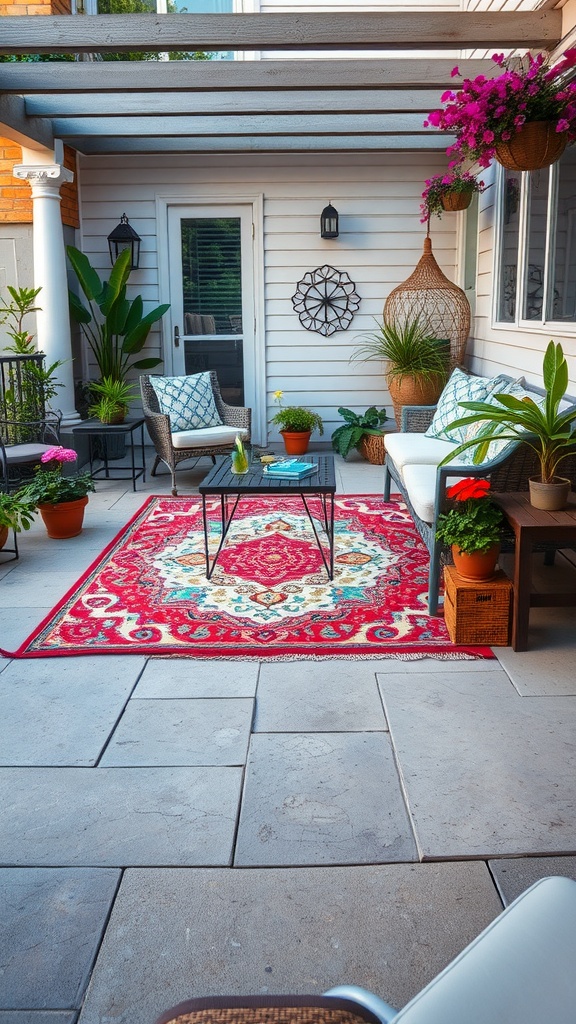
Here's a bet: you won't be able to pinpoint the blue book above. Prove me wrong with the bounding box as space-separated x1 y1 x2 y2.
264 460 318 480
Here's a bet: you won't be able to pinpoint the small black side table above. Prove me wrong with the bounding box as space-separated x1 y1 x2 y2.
72 417 146 491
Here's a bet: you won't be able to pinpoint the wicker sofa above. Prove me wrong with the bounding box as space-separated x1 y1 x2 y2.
383 373 576 615
140 371 251 496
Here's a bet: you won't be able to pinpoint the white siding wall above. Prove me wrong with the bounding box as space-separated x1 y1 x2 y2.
469 165 576 393
77 151 458 441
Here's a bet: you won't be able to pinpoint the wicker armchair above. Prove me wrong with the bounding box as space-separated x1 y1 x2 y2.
140 371 251 496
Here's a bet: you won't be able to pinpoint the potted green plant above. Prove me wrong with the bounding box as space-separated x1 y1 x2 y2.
0 492 36 551
425 50 576 171
420 170 484 222
67 246 170 382
353 317 450 428
18 445 95 539
271 390 324 454
0 285 63 438
331 406 390 462
436 477 504 581
88 376 137 425
441 341 576 511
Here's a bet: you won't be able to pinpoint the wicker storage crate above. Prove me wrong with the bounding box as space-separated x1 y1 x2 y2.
444 566 513 646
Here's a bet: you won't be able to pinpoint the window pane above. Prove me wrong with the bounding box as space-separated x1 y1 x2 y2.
551 149 576 321
181 217 242 335
497 171 521 323
523 169 549 321
169 0 232 9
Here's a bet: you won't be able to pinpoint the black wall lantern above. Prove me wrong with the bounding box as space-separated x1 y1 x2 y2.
107 213 141 269
320 202 339 239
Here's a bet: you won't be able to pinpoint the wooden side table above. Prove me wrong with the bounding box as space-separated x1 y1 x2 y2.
494 492 576 651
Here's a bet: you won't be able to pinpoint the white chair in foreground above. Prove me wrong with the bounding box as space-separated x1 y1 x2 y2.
326 875 576 1024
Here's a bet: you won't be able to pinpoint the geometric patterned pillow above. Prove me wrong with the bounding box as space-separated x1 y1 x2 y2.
424 368 505 443
152 372 223 432
456 377 531 464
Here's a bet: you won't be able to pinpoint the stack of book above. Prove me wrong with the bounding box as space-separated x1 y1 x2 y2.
263 459 318 480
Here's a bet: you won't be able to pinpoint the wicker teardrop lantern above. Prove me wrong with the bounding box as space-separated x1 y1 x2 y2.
384 236 471 369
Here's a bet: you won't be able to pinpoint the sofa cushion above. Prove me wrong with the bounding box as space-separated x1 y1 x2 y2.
152 372 223 431
425 369 512 443
402 464 468 524
385 432 458 479
171 424 248 449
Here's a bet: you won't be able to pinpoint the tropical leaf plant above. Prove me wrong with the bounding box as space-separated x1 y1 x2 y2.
439 341 576 483
67 246 170 383
331 406 389 459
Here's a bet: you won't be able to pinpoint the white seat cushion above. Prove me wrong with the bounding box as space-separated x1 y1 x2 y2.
385 432 458 478
171 424 248 449
402 464 467 524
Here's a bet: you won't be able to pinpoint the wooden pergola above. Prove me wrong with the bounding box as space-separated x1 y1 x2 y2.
0 7 567 156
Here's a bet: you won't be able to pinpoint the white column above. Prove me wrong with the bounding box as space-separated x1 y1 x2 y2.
12 162 81 427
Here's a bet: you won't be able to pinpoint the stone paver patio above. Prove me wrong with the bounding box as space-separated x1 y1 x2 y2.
1 450 575 1024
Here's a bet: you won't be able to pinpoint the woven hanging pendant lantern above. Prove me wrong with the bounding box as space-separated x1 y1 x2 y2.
384 236 471 367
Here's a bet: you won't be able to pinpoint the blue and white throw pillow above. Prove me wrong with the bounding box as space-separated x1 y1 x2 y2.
456 378 541 465
425 368 501 443
152 372 223 431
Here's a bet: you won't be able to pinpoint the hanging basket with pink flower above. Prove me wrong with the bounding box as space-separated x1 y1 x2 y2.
420 170 485 223
425 50 576 171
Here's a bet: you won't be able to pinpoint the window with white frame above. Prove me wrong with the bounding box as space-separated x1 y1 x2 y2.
495 148 576 326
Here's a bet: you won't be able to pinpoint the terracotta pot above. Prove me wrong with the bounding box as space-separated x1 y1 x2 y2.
494 121 568 172
528 475 571 511
440 189 473 212
387 372 445 429
0 525 8 550
281 430 311 455
451 543 500 583
38 496 89 539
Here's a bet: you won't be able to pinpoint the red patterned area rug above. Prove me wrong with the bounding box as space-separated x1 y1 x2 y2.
4 495 494 660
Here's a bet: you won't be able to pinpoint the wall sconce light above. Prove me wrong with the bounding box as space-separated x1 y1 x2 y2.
320 202 339 239
107 213 141 269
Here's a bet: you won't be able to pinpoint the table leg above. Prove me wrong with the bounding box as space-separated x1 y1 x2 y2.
512 531 533 651
203 493 241 579
129 429 136 491
140 423 146 483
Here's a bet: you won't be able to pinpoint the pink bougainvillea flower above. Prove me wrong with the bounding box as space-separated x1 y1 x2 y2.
41 446 77 465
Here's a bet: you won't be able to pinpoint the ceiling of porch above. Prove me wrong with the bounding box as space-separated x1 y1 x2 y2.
0 4 570 157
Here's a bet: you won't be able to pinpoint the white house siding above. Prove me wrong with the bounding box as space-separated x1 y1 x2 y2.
77 150 458 442
469 163 576 395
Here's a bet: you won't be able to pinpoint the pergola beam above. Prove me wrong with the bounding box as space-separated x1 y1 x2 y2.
0 10 561 55
0 58 494 95
0 94 54 150
73 134 455 155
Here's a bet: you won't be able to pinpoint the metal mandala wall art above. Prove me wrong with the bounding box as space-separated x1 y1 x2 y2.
292 265 360 336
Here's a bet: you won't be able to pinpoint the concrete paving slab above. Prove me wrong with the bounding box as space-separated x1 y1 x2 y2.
234 732 417 866
0 1014 76 1024
0 767 243 866
100 698 254 766
378 673 576 858
0 607 52 655
136 659 259 698
254 662 386 732
489 856 576 904
77 863 502 1024
0 572 80 609
0 657 145 766
0 867 119 1010
496 611 576 694
373 656 504 672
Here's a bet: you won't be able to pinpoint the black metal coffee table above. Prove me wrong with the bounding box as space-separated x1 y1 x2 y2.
198 454 337 580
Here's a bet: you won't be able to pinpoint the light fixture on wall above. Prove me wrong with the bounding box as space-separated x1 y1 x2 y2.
320 202 339 239
107 213 141 269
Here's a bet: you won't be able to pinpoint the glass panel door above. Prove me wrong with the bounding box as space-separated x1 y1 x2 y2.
168 204 255 411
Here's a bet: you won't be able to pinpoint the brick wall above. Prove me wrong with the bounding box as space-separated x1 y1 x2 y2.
0 0 77 226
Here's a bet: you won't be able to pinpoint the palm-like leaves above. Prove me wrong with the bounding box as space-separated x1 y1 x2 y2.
441 342 576 482
67 246 169 381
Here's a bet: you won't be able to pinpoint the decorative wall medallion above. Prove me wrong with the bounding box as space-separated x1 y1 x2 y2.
292 265 360 336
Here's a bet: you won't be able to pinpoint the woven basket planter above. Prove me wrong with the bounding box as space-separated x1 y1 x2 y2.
495 121 568 172
440 189 473 212
387 371 445 429
358 432 386 464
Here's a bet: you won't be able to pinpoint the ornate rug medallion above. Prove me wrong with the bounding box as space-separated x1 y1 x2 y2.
4 496 494 660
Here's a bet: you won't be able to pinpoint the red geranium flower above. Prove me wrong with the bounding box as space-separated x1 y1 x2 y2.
446 478 491 501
